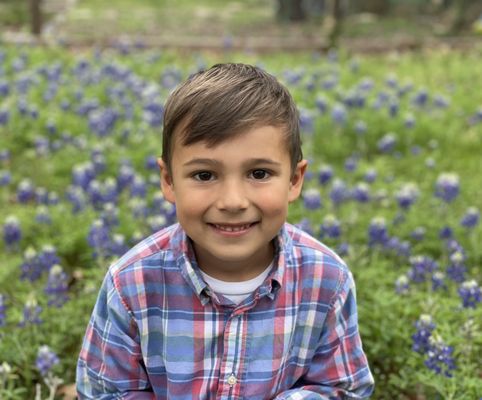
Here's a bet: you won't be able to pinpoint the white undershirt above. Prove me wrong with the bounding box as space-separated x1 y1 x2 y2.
200 261 274 305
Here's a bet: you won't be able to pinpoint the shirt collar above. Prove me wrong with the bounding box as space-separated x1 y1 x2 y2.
173 223 294 305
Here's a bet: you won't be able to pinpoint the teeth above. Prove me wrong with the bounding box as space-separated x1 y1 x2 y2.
214 224 252 232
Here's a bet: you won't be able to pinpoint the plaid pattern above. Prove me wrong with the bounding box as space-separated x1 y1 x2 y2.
77 223 374 399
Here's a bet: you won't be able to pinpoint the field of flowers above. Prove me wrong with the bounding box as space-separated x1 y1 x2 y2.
0 43 481 399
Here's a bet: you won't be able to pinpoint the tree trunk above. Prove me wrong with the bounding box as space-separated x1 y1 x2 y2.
277 0 307 22
451 0 482 33
328 0 345 48
30 0 43 36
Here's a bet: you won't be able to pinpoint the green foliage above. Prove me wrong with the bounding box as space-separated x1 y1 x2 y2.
0 45 481 398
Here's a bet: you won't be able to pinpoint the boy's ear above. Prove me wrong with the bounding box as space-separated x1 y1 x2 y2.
288 159 308 203
157 158 176 204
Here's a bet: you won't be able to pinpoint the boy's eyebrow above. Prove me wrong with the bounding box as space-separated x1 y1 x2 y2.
183 158 282 167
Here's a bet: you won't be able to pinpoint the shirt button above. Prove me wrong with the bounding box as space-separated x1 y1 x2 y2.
227 374 237 386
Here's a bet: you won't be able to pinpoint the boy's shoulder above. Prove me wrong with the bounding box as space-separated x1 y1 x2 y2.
108 223 184 277
284 222 347 268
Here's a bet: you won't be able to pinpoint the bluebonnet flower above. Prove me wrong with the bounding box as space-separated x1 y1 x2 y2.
0 79 10 97
330 179 349 206
0 149 10 162
368 217 389 246
102 178 119 204
0 169 11 186
385 236 411 258
109 234 129 257
35 187 49 205
36 345 59 377
143 101 164 127
117 163 135 191
34 136 50 156
458 280 481 308
432 271 447 291
318 164 333 185
87 180 104 209
101 203 119 227
439 225 453 239
337 242 350 257
16 179 35 203
446 249 467 283
320 215 341 239
424 335 456 377
344 157 357 172
148 214 168 233
20 247 43 281
404 113 416 129
65 185 86 213
72 162 96 190
36 206 51 224
0 108 9 125
412 88 429 107
48 191 59 206
411 226 426 241
395 275 410 295
91 152 106 174
303 188 322 210
77 98 99 116
0 294 6 326
315 95 328 113
38 245 61 272
18 297 42 326
129 198 149 219
388 100 399 117
295 218 314 236
331 103 347 125
395 182 420 210
357 77 374 92
435 172 460 203
130 175 147 198
460 207 479 229
433 94 450 108
299 108 314 134
354 120 367 135
45 265 69 307
145 155 159 171
407 255 438 283
412 314 435 354
364 168 377 183
3 215 22 249
87 219 111 259
351 182 370 203
377 132 397 153
89 107 119 136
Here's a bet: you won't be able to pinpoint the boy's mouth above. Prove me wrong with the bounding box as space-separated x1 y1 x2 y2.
208 222 259 233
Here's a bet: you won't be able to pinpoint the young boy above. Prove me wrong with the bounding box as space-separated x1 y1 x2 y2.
77 63 374 399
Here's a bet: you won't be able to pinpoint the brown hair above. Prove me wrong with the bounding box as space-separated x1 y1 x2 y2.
162 63 302 175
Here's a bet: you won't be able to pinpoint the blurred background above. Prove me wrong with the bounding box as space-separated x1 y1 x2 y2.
1 0 482 52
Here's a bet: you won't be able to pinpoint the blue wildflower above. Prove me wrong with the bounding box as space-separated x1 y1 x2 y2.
3 215 22 249
395 275 410 295
460 207 479 229
35 206 51 224
364 168 377 183
412 314 435 354
318 164 333 185
395 182 419 210
330 179 349 206
411 226 426 241
0 294 6 326
36 345 59 377
351 182 370 203
18 297 42 327
331 103 347 125
447 250 467 283
109 234 129 257
320 215 341 239
295 218 314 236
377 132 397 153
16 179 35 203
458 280 481 308
303 188 322 210
435 172 460 203
407 255 438 283
368 217 389 246
45 265 69 307
432 271 447 291
0 169 11 186
424 335 456 377
87 219 111 259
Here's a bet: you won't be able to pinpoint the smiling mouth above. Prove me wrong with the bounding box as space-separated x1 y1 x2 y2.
209 222 258 232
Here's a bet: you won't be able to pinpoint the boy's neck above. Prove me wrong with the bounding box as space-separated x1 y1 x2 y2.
193 241 275 282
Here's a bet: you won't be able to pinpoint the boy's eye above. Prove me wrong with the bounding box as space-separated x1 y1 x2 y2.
193 171 214 181
250 169 270 180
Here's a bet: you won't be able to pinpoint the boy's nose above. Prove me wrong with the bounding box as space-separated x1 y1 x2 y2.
216 180 249 212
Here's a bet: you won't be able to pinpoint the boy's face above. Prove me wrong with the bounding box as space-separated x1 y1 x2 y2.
159 125 307 282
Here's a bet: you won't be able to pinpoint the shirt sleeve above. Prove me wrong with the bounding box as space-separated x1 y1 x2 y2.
274 270 374 400
76 271 155 399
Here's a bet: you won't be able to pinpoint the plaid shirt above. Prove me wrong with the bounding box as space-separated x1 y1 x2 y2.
77 223 374 399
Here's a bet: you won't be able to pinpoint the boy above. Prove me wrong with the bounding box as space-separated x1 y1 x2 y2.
77 63 374 399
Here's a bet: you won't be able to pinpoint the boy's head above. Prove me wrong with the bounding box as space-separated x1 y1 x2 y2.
161 63 302 177
159 63 307 281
